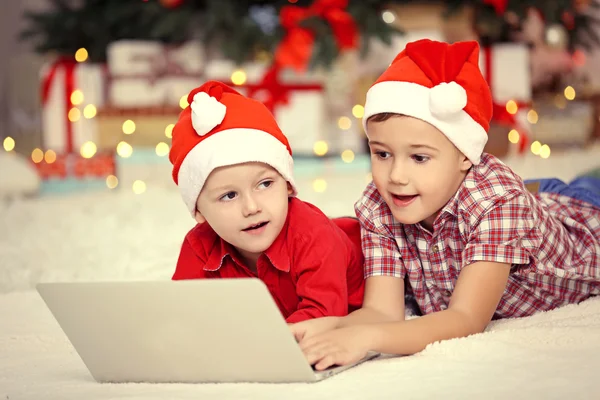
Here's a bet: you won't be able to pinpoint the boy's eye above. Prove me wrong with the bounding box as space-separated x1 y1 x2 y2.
258 180 273 189
372 151 391 159
411 154 429 163
219 191 237 201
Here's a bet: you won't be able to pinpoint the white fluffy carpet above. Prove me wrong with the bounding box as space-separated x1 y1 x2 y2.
2 146 600 399
2 289 598 399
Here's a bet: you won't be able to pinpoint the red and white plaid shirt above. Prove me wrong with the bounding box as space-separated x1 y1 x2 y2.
355 153 600 318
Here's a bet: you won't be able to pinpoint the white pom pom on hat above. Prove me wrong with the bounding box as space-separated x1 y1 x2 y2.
190 92 227 136
429 81 468 119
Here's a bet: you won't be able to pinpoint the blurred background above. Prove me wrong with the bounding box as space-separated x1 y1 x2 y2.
1 0 599 292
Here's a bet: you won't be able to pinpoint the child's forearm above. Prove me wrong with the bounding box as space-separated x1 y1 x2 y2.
369 308 484 355
338 306 404 328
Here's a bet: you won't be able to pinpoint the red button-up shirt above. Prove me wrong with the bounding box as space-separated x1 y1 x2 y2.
356 153 600 318
173 197 365 323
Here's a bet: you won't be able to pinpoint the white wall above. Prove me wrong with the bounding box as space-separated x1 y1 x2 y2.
0 0 52 142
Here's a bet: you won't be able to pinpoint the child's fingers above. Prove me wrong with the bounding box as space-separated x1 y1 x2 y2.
314 354 338 371
302 340 338 367
288 323 305 342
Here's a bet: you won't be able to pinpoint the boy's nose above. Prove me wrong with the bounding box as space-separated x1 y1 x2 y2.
389 163 409 185
242 195 261 216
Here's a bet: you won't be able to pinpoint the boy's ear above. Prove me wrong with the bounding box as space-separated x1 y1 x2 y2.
287 182 293 196
194 210 206 224
460 155 472 172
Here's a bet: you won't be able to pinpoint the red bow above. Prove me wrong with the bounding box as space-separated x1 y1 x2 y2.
246 66 290 112
242 65 322 113
275 0 358 72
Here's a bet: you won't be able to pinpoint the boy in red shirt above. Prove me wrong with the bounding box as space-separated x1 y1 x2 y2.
168 81 364 323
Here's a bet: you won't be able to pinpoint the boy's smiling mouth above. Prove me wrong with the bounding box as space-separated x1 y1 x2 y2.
390 193 418 207
242 221 269 231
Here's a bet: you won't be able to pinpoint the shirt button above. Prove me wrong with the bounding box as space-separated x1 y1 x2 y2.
431 245 439 252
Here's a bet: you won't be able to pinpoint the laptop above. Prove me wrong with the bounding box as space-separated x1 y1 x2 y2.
36 278 379 383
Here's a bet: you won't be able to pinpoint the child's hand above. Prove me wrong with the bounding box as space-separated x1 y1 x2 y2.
298 325 374 371
289 316 340 342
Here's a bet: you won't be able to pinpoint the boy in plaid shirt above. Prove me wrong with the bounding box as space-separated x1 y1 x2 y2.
290 39 600 370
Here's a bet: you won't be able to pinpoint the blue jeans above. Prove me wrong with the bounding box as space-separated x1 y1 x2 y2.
524 177 600 208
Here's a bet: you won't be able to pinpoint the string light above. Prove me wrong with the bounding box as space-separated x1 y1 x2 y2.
68 108 81 122
3 137 15 152
165 124 174 138
31 148 44 163
530 140 542 155
341 149 355 163
508 129 520 144
381 10 395 24
231 70 247 86
83 104 97 119
539 144 551 159
106 175 119 189
313 140 328 156
132 180 147 194
155 142 170 157
80 141 97 159
179 95 188 109
70 89 84 105
505 100 518 115
338 116 352 130
564 86 576 100
122 119 136 135
116 141 133 158
527 110 538 124
44 150 57 164
75 48 88 63
352 105 364 118
312 178 327 193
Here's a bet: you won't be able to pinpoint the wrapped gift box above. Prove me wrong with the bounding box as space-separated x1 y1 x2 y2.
40 59 105 154
529 97 594 146
32 152 117 194
106 40 204 108
203 59 349 156
94 106 179 150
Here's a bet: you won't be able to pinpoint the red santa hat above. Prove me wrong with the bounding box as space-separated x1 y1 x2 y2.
169 81 297 216
363 39 493 165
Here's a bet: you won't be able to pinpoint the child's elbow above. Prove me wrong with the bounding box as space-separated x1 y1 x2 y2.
452 309 490 336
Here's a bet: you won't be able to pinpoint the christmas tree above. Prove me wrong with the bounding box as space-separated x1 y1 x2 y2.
20 0 600 69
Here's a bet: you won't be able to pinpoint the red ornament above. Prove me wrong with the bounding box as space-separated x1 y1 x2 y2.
159 0 184 9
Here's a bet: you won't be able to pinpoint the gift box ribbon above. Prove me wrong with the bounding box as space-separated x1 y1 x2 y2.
41 57 77 153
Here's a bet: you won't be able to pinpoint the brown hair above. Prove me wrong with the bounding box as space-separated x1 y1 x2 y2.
366 112 405 123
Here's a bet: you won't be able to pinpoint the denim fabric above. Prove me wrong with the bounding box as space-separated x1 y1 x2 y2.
524 177 600 208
